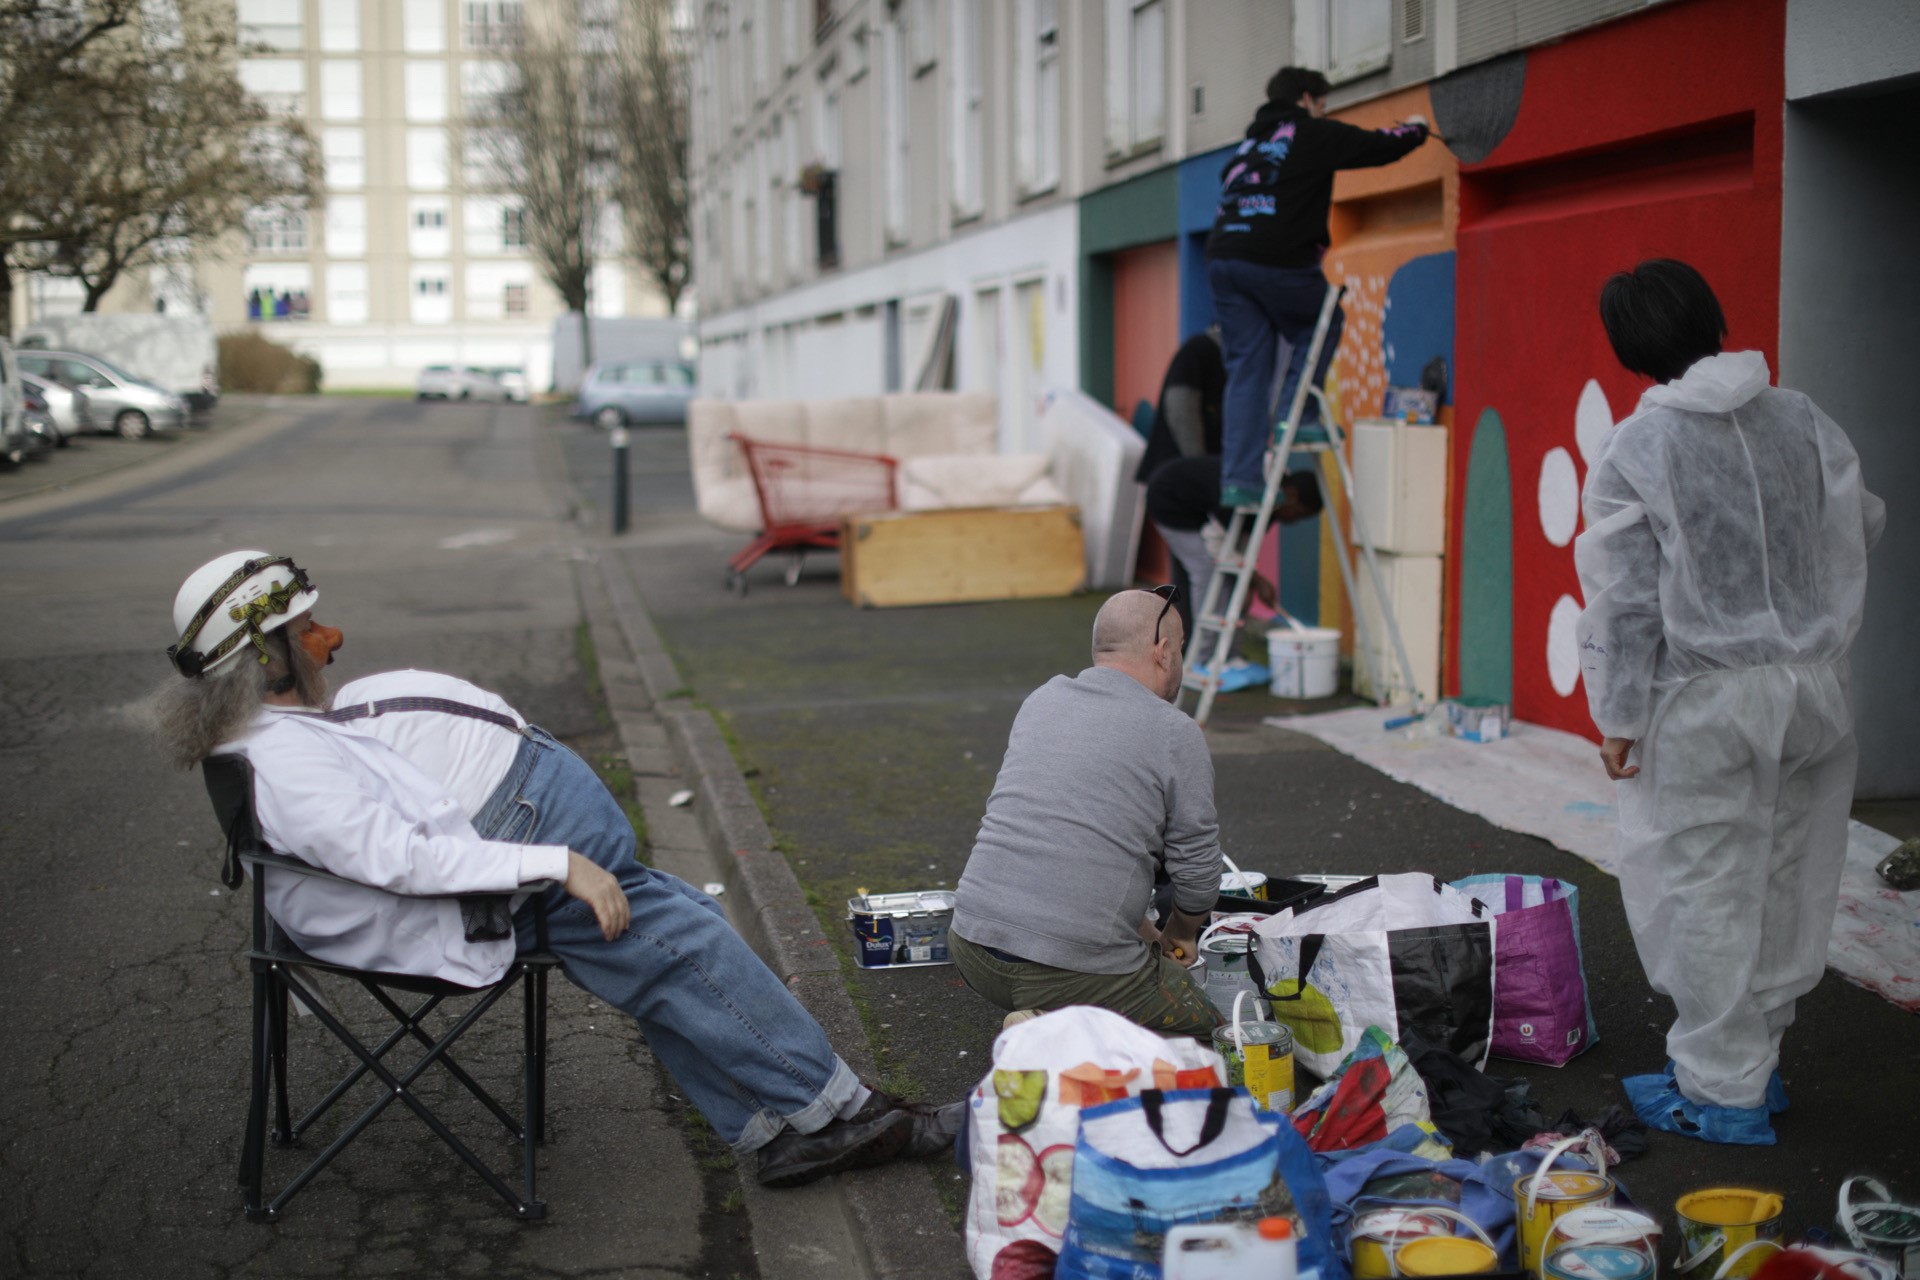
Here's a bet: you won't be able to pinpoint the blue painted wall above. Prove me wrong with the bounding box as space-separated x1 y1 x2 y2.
1381 251 1457 402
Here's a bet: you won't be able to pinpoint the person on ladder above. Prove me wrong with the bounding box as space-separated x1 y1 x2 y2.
1207 67 1435 510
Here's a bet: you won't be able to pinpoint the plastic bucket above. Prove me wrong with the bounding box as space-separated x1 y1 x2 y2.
1267 626 1341 699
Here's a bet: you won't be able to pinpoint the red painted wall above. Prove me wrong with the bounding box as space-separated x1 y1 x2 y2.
1113 240 1182 582
1448 0 1785 737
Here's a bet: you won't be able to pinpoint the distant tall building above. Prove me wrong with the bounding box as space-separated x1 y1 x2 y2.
13 0 668 391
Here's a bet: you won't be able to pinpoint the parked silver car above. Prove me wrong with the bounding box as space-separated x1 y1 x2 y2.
20 372 84 444
15 349 186 438
573 359 696 428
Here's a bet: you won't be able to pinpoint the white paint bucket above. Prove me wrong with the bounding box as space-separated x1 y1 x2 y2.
1267 626 1341 699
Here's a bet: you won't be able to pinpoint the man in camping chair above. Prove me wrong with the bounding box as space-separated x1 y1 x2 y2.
147 550 960 1189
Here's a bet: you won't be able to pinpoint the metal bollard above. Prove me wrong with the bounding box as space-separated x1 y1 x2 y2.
610 426 630 534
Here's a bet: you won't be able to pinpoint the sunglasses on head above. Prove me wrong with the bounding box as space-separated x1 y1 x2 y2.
1144 583 1179 646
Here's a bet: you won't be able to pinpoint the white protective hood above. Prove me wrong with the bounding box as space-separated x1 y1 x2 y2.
1640 349 1771 415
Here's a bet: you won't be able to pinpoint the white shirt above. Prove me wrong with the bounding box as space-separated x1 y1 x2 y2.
221 691 570 986
332 671 525 817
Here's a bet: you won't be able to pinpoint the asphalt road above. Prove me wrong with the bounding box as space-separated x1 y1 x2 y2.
0 397 750 1278
562 420 1920 1247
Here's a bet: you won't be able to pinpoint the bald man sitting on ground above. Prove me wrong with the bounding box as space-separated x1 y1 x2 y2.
949 587 1226 1037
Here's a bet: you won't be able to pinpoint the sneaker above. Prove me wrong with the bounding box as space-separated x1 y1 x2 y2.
1219 482 1266 510
1002 1009 1043 1030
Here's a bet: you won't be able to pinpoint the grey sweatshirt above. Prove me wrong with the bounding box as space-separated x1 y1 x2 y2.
952 665 1223 974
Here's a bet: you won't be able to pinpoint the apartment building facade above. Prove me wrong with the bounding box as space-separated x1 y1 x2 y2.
10 0 667 390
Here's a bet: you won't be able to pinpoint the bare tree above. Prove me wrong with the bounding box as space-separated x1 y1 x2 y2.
612 0 690 314
0 0 141 334
1 4 319 320
470 6 614 375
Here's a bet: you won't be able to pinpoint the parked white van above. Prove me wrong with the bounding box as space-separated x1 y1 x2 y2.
17 313 218 412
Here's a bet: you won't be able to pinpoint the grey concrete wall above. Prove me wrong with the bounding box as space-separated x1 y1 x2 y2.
1787 0 1920 100
1779 89 1920 799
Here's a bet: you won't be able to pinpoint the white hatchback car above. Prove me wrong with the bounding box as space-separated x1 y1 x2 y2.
416 365 508 401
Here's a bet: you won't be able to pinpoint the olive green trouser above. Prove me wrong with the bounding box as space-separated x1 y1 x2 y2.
950 930 1223 1040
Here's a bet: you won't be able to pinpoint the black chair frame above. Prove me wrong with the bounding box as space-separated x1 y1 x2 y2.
204 755 561 1223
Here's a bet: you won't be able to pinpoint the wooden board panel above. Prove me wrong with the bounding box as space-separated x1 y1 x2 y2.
841 506 1087 608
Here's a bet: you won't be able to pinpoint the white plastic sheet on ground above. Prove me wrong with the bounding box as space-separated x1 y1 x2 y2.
1266 706 1920 1014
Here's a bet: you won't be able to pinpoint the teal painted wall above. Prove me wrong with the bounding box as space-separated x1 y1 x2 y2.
1457 407 1513 703
1078 167 1179 406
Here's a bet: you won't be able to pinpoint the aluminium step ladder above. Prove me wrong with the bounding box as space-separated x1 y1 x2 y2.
1178 283 1429 726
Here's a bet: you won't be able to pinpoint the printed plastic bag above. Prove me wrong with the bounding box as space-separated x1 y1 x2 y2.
1452 874 1598 1065
1055 1088 1344 1280
1290 1026 1436 1154
963 1007 1225 1280
1250 874 1496 1077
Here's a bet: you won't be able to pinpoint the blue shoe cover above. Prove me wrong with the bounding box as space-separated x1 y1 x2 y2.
1625 1073 1776 1146
1191 659 1271 694
1659 1058 1788 1113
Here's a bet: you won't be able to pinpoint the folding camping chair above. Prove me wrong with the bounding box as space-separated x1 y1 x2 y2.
202 754 562 1222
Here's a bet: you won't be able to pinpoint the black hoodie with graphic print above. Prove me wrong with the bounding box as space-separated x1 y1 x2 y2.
1205 102 1429 269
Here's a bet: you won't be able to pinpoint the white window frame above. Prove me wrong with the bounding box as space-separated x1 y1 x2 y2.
1104 0 1163 158
1293 0 1392 86
325 262 370 324
405 60 449 122
949 0 983 218
815 67 842 169
245 205 308 255
783 104 804 281
749 0 770 102
781 0 803 69
462 0 523 50
325 195 368 256
404 0 447 53
239 59 306 117
238 0 302 51
410 266 453 324
321 60 363 121
406 127 450 190
1014 0 1060 195
907 0 936 71
461 59 511 117
323 127 365 189
319 0 360 52
504 281 530 317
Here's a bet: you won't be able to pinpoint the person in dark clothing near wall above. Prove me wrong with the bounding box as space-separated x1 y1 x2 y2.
1145 454 1322 659
1208 67 1434 509
1134 329 1227 485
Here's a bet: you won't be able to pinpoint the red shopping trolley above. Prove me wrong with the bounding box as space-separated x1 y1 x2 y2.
726 432 899 593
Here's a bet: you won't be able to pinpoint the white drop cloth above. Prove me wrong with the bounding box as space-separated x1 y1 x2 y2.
1265 706 1920 1013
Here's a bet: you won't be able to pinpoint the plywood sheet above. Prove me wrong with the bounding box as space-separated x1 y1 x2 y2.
841 506 1087 608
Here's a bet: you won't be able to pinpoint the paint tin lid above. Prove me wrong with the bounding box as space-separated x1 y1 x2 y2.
1528 1172 1612 1201
1395 1236 1498 1276
1546 1206 1661 1249
1213 1020 1294 1051
1543 1243 1658 1280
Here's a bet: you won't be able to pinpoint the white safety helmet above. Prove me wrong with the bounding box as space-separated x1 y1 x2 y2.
168 550 318 677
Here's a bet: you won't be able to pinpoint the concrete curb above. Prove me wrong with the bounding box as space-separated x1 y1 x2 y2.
593 545 972 1280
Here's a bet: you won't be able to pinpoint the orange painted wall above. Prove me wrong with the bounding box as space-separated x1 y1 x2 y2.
1113 239 1182 583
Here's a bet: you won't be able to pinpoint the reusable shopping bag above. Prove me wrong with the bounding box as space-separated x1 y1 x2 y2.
1451 874 1598 1066
1054 1088 1345 1280
963 1007 1225 1280
1249 874 1496 1077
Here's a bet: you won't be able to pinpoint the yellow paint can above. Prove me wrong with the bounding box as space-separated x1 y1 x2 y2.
1516 1138 1617 1277
1350 1210 1455 1280
1674 1189 1786 1278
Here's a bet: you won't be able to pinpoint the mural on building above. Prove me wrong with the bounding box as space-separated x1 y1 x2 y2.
1444 0 1786 738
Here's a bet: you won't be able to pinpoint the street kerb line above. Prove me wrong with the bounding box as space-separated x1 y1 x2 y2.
533 407 967 1277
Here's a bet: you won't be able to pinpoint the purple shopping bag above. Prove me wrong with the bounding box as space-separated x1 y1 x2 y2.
1452 874 1598 1066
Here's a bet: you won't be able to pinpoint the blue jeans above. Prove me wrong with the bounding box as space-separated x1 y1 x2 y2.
477 728 858 1153
1208 258 1345 492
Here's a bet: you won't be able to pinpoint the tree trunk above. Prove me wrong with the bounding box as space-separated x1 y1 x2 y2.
0 250 12 341
83 276 111 311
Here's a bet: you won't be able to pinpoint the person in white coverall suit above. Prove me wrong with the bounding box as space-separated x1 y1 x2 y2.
1575 260 1884 1146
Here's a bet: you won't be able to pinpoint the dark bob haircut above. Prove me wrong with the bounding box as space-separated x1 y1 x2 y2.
1599 258 1728 384
1267 67 1332 106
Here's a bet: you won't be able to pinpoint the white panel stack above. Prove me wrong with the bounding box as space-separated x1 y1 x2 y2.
1348 420 1449 704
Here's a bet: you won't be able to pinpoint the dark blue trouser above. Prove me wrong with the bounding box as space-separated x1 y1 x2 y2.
1208 258 1344 492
